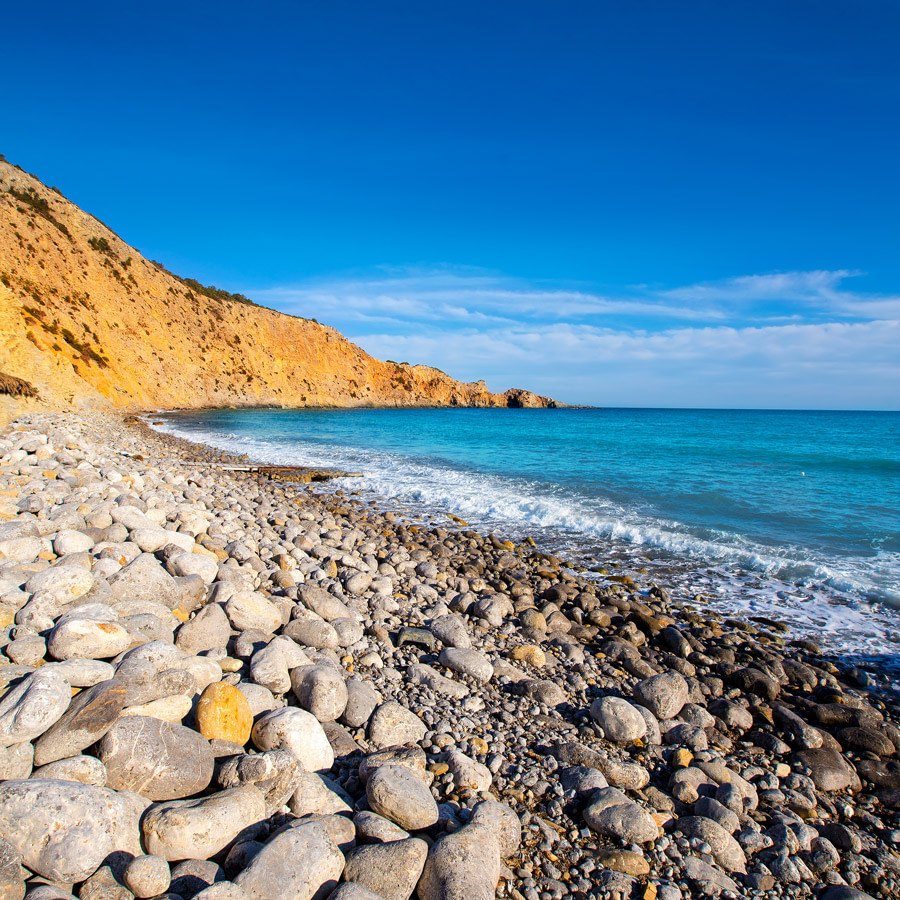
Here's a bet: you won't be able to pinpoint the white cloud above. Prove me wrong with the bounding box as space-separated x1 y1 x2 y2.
246 266 900 408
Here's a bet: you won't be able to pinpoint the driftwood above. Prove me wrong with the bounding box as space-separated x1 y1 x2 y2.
0 372 39 398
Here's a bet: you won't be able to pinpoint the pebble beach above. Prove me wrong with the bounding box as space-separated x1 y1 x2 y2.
1 411 899 900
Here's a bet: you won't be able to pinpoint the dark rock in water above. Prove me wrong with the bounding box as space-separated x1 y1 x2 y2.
855 758 900 790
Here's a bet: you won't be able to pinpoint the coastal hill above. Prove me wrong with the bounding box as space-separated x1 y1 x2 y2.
0 157 558 413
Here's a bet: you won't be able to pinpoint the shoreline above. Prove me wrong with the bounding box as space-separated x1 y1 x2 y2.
1 409 899 900
150 407 900 676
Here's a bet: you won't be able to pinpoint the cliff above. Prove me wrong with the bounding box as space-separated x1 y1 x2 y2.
0 157 559 414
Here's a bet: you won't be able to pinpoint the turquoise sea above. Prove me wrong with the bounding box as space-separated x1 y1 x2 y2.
155 408 900 664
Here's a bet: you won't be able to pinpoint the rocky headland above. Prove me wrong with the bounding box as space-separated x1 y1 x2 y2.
0 156 558 417
0 411 898 900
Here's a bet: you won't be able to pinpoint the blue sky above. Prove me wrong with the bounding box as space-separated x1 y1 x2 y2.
3 1 898 407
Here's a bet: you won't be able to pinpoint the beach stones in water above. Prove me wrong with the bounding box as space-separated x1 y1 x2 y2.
367 701 427 749
251 707 334 772
589 696 648 742
234 821 344 900
141 786 267 861
195 682 253 744
633 671 689 719
97 715 214 800
583 787 659 843
0 779 142 883
366 765 439 831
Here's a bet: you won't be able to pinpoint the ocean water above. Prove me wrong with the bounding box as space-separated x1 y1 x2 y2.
154 408 900 664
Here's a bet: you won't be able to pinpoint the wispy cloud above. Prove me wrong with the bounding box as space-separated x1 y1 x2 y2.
246 267 900 408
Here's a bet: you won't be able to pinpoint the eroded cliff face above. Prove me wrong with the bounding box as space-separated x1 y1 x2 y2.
0 159 558 412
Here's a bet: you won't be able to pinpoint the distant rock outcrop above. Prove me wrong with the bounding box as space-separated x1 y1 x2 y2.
0 157 560 412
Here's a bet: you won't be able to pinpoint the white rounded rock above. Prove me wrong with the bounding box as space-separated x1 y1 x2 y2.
251 707 334 773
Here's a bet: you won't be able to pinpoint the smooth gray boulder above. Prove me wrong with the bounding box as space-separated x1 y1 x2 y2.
633 671 689 720
583 787 658 844
342 837 428 900
0 668 71 747
142 786 267 861
123 855 172 899
438 648 492 682
291 665 348 723
367 702 427 750
675 816 747 874
341 679 380 729
366 765 438 831
589 696 648 743
32 678 127 766
234 822 344 900
217 748 302 815
0 779 142 883
108 554 181 608
250 708 334 773
97 716 215 800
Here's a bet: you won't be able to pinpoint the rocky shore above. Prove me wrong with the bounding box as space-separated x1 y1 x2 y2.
1 412 898 900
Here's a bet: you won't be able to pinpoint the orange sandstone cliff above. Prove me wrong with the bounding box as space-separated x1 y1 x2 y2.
0 157 559 416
